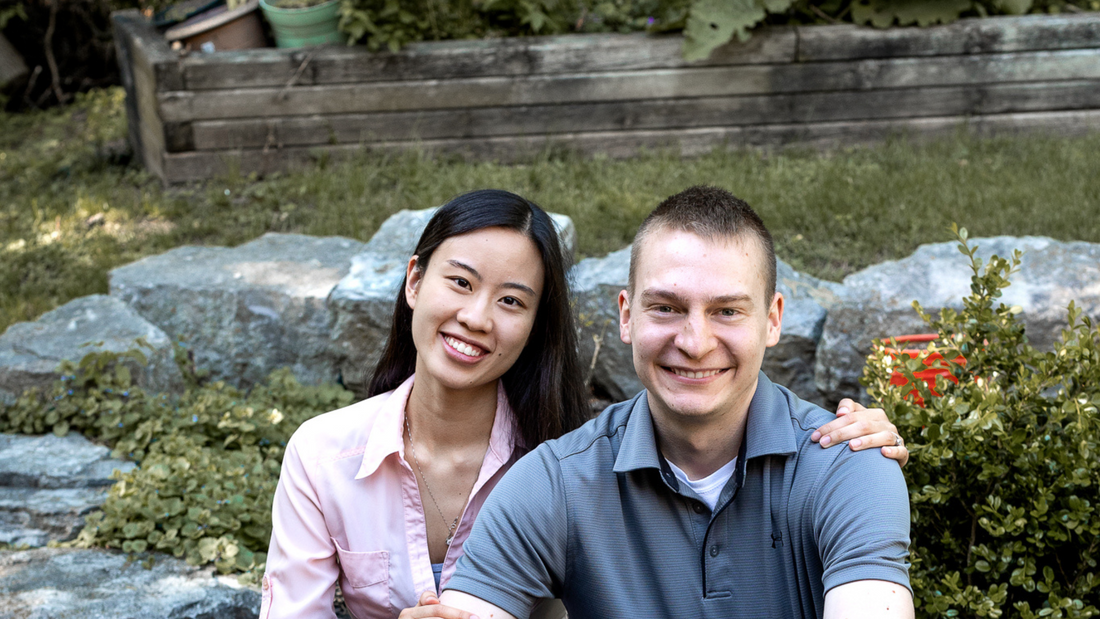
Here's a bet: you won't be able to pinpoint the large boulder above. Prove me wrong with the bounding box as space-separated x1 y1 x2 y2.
571 248 636 400
0 433 135 547
768 261 845 405
0 547 259 618
814 236 1100 405
330 208 576 395
0 295 182 403
570 247 839 404
110 233 366 389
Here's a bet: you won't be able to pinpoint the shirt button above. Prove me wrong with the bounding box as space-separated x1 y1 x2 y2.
262 580 270 590
709 545 720 557
693 502 705 514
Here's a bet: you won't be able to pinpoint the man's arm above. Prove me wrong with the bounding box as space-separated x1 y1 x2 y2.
824 580 914 619
811 440 913 614
444 444 569 619
437 590 517 619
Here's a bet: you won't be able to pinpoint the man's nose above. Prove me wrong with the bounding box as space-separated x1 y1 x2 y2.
675 312 716 359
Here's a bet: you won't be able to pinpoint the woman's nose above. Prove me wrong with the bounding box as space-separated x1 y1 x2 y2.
457 295 493 332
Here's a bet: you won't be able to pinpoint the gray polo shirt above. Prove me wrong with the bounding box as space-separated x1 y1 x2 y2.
447 372 912 618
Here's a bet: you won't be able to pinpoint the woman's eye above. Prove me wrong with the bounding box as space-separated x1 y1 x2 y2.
501 296 523 307
451 277 471 289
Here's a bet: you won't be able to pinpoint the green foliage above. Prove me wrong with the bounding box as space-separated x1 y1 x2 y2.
0 346 354 580
331 0 1096 59
863 226 1100 618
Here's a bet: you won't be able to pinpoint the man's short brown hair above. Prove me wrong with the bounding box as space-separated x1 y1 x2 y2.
628 185 777 303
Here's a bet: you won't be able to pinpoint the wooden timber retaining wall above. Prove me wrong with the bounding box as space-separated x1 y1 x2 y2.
112 11 1100 184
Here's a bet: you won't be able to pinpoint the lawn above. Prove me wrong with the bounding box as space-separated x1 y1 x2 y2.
2 87 1099 334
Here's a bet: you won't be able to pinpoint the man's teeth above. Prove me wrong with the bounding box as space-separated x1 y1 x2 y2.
672 368 721 379
445 336 485 357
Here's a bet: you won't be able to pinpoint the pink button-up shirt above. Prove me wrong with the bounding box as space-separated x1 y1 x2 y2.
260 375 523 618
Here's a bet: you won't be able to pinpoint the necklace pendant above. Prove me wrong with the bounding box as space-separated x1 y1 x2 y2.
445 533 454 546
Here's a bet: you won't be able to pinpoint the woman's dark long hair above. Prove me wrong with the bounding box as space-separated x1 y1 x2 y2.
367 189 589 447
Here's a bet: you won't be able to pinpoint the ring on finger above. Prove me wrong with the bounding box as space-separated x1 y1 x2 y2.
891 432 904 447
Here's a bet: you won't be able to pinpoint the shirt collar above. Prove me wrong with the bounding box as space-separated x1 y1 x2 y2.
356 374 519 480
610 371 796 476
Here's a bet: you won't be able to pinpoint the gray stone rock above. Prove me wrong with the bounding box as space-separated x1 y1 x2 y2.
767 261 845 405
0 295 182 403
0 433 135 547
362 207 576 260
814 236 1100 405
572 248 637 401
570 247 839 403
0 547 260 618
330 208 576 395
110 233 366 389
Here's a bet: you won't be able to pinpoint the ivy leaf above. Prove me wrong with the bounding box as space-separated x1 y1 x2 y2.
682 0 765 61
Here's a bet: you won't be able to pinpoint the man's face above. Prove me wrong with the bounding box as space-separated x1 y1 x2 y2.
618 228 783 424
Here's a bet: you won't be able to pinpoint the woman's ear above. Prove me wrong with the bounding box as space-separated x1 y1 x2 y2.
405 256 422 310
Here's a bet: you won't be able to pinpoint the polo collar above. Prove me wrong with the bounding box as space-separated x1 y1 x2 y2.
355 374 519 480
743 372 798 460
612 393 664 474
609 371 796 476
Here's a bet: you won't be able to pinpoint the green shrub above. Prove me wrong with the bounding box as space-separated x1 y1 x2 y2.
0 345 355 581
863 226 1100 618
335 0 1098 59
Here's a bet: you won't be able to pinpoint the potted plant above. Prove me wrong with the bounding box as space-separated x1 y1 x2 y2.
258 0 343 48
880 333 964 406
163 0 266 53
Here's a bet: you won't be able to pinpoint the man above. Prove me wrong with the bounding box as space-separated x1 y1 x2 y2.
436 186 913 618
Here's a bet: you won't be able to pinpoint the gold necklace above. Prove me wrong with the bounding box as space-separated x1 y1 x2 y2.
404 414 459 546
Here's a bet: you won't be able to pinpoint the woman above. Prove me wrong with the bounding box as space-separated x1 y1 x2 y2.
260 189 907 619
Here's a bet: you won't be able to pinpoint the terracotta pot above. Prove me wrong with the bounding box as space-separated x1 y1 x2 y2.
884 334 964 406
164 0 267 53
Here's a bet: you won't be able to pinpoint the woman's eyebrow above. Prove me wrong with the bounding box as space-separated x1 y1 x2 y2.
447 259 482 281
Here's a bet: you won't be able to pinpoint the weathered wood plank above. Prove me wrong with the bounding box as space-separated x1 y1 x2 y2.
189 80 1100 149
112 10 181 182
160 49 1100 121
180 30 797 91
797 14 1100 61
162 109 1100 183
177 14 1100 91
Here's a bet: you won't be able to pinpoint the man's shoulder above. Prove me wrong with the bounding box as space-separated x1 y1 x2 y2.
537 391 640 462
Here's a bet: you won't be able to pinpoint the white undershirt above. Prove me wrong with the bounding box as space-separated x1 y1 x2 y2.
666 457 738 512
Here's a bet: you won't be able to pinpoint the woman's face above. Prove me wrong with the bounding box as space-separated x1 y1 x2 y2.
405 227 545 394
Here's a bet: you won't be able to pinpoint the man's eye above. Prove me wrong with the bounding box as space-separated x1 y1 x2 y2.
657 305 674 313
720 308 738 317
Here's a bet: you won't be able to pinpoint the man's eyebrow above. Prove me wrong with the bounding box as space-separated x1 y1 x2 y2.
640 289 755 307
447 259 537 297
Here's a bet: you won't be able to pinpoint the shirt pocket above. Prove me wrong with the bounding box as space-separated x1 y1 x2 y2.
333 540 392 615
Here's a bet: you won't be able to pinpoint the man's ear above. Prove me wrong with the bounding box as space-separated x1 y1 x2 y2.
618 290 632 345
765 291 784 348
404 256 422 310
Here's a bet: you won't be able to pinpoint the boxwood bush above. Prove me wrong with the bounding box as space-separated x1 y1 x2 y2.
863 227 1100 618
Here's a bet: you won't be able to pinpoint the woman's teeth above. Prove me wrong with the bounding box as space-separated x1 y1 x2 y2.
672 368 721 379
445 336 485 357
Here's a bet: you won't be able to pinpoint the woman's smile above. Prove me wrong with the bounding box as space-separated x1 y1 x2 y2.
442 333 489 360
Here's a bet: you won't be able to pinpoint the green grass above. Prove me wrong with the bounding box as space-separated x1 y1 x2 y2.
3 87 1100 334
